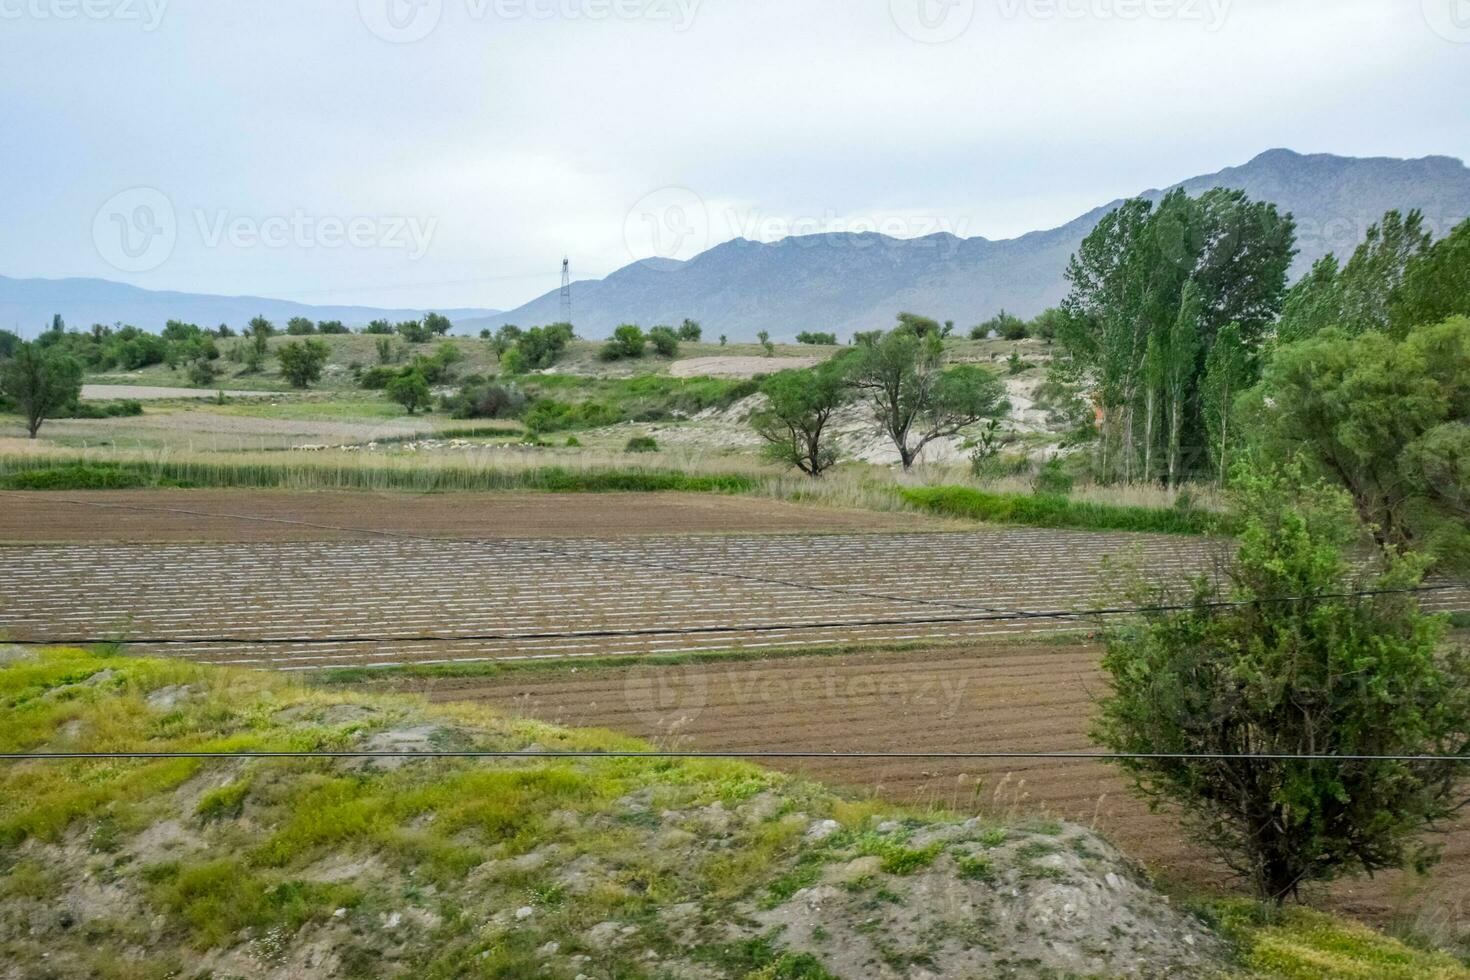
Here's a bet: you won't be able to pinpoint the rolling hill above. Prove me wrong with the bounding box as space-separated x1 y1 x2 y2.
470 149 1470 340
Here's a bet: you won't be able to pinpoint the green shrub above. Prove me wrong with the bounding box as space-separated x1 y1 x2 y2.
599 324 646 361
624 436 659 453
900 486 1224 535
443 381 527 420
648 325 680 357
1 464 153 490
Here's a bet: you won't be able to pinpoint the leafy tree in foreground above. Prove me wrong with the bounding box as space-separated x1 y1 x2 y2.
0 341 83 438
1094 466 1470 903
844 325 1008 469
1243 316 1470 568
275 338 330 389
752 364 847 477
386 370 431 414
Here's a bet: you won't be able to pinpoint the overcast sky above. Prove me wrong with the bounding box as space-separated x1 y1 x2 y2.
2 0 1466 311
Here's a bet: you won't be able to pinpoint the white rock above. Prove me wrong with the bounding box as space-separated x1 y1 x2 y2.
515 906 535 920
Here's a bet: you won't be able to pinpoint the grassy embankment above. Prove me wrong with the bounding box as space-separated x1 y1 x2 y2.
1 646 1465 978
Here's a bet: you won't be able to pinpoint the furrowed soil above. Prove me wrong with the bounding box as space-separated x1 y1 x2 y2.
0 489 934 543
399 641 1470 937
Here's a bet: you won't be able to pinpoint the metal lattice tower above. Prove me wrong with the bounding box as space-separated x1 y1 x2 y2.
559 256 571 325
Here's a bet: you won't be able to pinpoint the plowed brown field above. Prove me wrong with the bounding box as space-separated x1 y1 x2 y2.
404 642 1470 933
0 490 933 543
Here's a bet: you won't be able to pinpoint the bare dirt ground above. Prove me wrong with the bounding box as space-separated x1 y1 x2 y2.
80 383 274 400
0 490 931 543
4 409 437 451
669 355 821 378
0 527 1242 670
4 522 1463 672
403 642 1470 935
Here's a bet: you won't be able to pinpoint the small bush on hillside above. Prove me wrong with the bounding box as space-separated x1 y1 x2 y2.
677 319 702 341
387 370 432 414
443 381 527 420
795 331 838 345
600 324 646 361
62 399 143 420
624 435 659 453
522 399 621 433
506 323 574 373
648 326 680 357
276 339 330 388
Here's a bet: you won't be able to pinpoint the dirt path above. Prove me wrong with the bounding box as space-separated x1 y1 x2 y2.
81 383 273 400
400 642 1470 935
0 489 932 543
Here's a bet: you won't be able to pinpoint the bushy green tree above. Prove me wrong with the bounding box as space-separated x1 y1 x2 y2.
1095 466 1470 903
844 326 1008 469
648 325 679 357
971 309 1027 340
317 320 350 335
752 364 847 477
1056 188 1294 484
1392 218 1470 334
244 316 274 373
757 330 774 356
676 319 702 341
1336 209 1432 336
275 338 330 388
387 370 431 414
423 312 453 337
0 341 83 438
363 319 395 335
285 316 316 335
795 331 838 346
895 312 943 338
1244 317 1470 567
600 324 646 361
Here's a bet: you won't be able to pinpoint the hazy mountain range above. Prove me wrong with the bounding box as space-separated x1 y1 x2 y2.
6 149 1468 341
468 149 1470 339
0 277 500 338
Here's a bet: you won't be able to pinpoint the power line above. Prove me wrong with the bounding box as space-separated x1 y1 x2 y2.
3 750 1468 763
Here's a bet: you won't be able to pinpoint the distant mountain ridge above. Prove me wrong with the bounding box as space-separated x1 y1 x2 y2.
6 150 1468 342
466 149 1470 340
0 276 499 337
